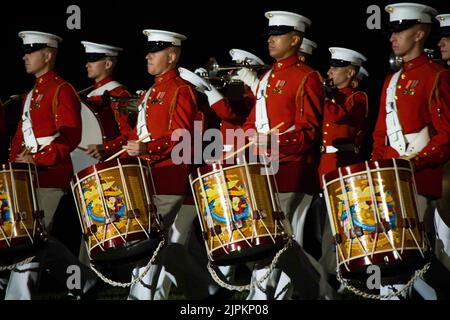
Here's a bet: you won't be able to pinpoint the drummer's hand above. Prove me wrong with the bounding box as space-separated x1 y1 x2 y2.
16 148 35 164
86 144 107 161
123 141 148 157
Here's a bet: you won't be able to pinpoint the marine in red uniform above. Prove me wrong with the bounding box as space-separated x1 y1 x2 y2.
124 29 206 300
436 14 450 63
9 32 81 189
319 47 369 180
298 37 317 65
80 41 133 160
124 33 197 195
184 49 263 153
372 9 450 200
5 31 93 300
371 3 450 299
232 11 326 300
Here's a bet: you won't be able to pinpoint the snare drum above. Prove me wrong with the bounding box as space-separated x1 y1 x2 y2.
190 160 292 265
71 158 163 263
0 162 45 261
322 158 429 276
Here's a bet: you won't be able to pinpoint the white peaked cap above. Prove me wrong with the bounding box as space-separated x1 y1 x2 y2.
18 30 63 48
229 49 265 65
265 11 311 33
299 38 317 55
436 14 450 27
385 3 438 24
142 29 187 46
329 47 367 67
356 66 369 80
81 41 123 56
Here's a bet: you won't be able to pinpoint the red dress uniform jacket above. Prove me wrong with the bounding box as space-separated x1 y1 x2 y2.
9 70 82 188
211 87 255 134
372 54 450 198
242 55 325 194
85 76 134 156
319 86 369 180
128 69 198 195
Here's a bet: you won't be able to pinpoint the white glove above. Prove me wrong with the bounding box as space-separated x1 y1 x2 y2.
233 68 259 95
194 67 208 76
203 85 224 106
191 67 224 105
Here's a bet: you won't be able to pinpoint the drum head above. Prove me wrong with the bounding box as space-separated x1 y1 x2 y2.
79 102 104 148
212 240 287 266
70 102 104 174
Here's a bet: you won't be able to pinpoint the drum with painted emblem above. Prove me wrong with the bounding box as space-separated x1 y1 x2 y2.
0 162 45 263
190 158 292 265
71 158 163 263
322 158 430 277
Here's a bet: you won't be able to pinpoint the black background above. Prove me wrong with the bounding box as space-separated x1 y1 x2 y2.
0 0 447 157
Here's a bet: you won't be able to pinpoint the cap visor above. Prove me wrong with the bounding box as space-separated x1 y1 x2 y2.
22 43 48 54
146 41 174 53
329 59 351 67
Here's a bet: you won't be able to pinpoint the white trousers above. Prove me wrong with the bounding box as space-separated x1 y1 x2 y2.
4 238 97 300
3 188 76 300
379 195 450 300
246 192 334 300
128 195 216 300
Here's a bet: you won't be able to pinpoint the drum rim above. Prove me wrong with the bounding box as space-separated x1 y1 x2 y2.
89 230 158 260
323 158 412 184
338 249 428 275
189 161 265 182
73 157 147 181
0 162 37 171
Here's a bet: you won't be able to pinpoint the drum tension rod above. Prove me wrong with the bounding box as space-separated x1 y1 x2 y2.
401 217 416 229
376 221 391 233
347 227 364 239
147 204 157 215
32 210 44 220
333 234 343 244
210 225 222 236
232 220 245 230
272 211 285 221
127 209 141 219
90 224 98 235
13 211 27 222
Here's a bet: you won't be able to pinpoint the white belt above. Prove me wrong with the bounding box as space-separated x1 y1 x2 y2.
36 133 60 150
402 126 430 155
321 144 358 154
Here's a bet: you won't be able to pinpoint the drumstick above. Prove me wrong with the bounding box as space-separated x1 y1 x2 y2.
77 146 88 152
104 132 152 162
223 122 285 161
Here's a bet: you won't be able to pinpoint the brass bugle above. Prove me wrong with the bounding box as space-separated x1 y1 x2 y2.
2 94 24 107
108 95 141 103
207 57 270 75
102 92 141 114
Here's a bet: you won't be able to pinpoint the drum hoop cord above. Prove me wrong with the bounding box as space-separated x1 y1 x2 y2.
336 261 431 300
0 255 36 272
88 238 165 288
207 239 292 292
